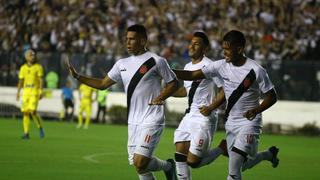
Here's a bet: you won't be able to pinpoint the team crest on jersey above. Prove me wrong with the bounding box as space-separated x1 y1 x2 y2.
139 65 148 74
243 78 252 88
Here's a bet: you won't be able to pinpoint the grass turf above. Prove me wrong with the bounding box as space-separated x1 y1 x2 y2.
0 118 319 180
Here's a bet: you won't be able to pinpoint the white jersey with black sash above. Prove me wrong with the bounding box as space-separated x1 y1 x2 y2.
183 56 222 122
108 51 176 125
202 57 274 127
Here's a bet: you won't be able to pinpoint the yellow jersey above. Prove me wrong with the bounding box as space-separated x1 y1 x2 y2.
19 63 43 96
79 84 95 102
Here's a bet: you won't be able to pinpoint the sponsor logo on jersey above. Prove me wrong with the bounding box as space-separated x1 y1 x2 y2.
139 65 148 74
243 78 252 88
120 68 127 72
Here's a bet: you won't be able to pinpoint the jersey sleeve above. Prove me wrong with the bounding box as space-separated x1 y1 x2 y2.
107 61 122 83
201 61 220 79
19 66 25 79
156 58 177 83
256 67 274 93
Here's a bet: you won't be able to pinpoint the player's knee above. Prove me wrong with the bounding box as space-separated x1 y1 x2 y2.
231 147 248 161
175 152 187 162
187 160 201 168
133 158 149 173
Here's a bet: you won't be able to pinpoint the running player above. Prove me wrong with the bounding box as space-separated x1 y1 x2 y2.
173 30 279 180
172 32 227 180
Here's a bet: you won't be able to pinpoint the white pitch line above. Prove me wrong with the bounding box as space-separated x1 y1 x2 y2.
83 152 125 164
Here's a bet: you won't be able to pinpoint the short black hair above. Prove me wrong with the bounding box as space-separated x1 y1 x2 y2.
127 24 147 40
223 30 246 48
193 31 210 47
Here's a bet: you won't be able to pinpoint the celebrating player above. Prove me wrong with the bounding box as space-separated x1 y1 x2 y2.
67 24 179 180
172 32 228 179
173 30 279 180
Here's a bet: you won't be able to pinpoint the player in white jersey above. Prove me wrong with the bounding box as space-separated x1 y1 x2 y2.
67 24 179 180
173 30 279 180
172 32 228 180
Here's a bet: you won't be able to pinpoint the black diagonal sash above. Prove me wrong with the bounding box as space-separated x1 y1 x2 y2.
185 80 202 114
127 58 156 117
224 69 256 121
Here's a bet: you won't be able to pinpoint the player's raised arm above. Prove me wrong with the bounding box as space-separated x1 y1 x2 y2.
149 79 179 105
173 69 205 81
243 88 277 120
66 56 116 90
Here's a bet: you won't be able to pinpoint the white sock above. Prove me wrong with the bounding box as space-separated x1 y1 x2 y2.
242 150 272 171
176 161 191 180
228 151 245 180
198 147 223 167
145 157 171 172
138 172 156 180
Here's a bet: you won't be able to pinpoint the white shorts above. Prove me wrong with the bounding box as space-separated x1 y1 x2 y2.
127 124 164 165
174 113 217 157
225 122 261 159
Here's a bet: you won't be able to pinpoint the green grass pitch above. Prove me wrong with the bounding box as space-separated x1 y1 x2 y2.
0 118 319 180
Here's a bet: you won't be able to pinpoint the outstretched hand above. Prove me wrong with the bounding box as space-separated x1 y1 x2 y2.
65 56 78 79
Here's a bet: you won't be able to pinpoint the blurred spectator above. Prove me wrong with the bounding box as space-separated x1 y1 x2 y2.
0 0 318 63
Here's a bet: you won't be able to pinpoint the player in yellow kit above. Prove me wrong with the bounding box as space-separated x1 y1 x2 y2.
16 49 45 139
77 83 96 129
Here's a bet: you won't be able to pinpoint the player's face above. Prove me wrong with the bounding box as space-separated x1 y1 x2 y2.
222 41 242 63
188 37 206 59
126 31 145 55
24 50 35 64
222 41 244 63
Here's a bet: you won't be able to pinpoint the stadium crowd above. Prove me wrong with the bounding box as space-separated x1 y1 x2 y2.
1 0 319 60
0 0 319 99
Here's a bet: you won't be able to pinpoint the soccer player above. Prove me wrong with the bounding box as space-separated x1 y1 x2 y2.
16 49 45 139
172 32 228 179
173 30 279 180
77 83 96 129
67 24 179 180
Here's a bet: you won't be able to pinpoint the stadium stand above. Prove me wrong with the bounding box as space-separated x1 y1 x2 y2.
0 0 319 101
